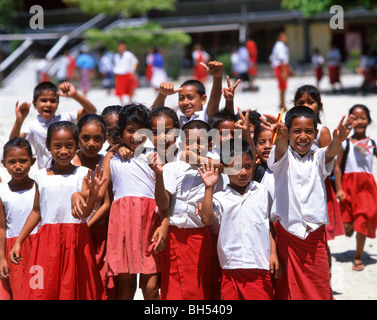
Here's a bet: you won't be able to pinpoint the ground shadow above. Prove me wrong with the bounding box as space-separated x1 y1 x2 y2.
321 86 377 96
332 249 377 267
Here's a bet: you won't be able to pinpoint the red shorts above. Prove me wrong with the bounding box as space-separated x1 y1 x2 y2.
274 65 289 91
274 223 332 300
328 66 340 84
114 73 134 97
315 66 324 82
160 226 213 300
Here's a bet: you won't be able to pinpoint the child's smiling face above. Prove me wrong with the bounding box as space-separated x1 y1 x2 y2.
289 116 318 156
178 85 207 118
351 107 369 135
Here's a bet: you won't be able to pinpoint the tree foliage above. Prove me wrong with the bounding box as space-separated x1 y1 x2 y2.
281 0 377 17
84 22 191 53
63 0 176 17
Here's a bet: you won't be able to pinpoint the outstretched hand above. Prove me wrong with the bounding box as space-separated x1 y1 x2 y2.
158 82 182 97
198 162 219 189
85 165 107 195
222 76 241 101
57 81 77 98
333 114 355 143
200 60 223 77
15 101 31 122
260 114 288 140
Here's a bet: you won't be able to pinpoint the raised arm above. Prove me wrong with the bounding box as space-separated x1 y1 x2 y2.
222 76 240 114
260 113 289 162
151 82 182 110
57 81 96 120
325 114 354 163
9 101 30 140
203 61 223 118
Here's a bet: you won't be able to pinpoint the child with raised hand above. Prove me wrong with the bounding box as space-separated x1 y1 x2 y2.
9 81 96 169
198 139 281 300
294 84 344 278
261 106 354 300
152 61 224 127
9 121 104 300
0 137 38 300
154 120 225 300
334 104 377 271
80 103 167 300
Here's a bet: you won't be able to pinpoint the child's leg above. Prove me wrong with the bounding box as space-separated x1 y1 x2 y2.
139 273 160 300
117 273 137 300
353 232 366 271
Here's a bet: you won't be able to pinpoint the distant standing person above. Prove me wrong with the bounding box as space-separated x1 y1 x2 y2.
192 44 210 83
312 48 325 89
246 36 258 91
76 50 96 96
150 46 168 91
113 42 139 104
231 43 251 92
98 48 113 95
269 31 290 111
327 41 343 92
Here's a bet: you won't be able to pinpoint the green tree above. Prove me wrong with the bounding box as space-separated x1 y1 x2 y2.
281 0 377 16
0 0 23 27
63 0 176 17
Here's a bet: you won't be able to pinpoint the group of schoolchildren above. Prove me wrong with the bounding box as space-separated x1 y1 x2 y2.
0 59 376 301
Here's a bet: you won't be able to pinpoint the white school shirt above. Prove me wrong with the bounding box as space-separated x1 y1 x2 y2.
267 145 333 239
269 41 289 68
213 182 272 270
21 112 77 169
327 48 341 67
261 167 274 198
312 53 324 68
343 138 374 174
35 166 88 225
110 150 155 201
113 50 138 75
177 105 208 128
163 160 223 228
0 183 39 238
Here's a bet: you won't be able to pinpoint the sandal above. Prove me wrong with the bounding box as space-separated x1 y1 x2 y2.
352 260 365 271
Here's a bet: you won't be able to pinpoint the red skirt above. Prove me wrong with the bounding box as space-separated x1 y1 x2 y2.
221 268 274 300
275 223 332 300
340 172 377 238
325 178 344 240
21 223 105 300
89 220 115 299
106 196 160 276
274 65 289 91
2 235 36 300
160 226 213 300
114 73 134 97
328 66 340 84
